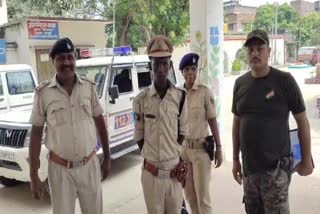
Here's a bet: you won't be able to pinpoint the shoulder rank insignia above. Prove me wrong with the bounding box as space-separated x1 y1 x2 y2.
80 76 96 85
135 87 150 102
35 80 50 93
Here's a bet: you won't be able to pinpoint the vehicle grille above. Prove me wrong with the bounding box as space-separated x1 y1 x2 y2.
0 128 28 148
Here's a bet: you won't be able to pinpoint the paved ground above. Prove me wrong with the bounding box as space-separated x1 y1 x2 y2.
0 67 319 213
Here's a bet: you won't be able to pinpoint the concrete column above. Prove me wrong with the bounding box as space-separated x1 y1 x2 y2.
190 0 224 137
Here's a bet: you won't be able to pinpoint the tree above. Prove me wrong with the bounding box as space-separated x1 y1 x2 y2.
103 0 189 49
7 0 190 50
7 0 99 19
298 12 320 46
253 3 298 34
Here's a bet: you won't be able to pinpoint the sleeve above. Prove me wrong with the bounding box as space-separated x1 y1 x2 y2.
91 84 104 117
178 91 188 136
30 91 45 127
133 98 144 141
286 73 306 115
231 79 240 116
205 88 217 119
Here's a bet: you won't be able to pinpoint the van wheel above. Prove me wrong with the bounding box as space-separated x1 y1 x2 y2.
0 177 20 187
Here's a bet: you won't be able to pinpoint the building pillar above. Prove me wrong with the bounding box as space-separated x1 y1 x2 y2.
190 0 224 136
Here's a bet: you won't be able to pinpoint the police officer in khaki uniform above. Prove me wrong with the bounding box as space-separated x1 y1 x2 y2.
29 38 110 214
180 53 223 214
133 35 188 214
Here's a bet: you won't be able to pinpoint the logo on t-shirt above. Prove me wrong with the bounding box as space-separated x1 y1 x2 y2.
266 90 275 100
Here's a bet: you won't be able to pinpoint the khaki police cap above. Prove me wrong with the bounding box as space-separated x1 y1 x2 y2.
146 35 173 58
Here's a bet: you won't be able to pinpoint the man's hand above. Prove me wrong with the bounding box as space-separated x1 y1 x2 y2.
232 159 243 185
293 158 314 176
101 156 111 181
214 150 223 168
30 173 43 200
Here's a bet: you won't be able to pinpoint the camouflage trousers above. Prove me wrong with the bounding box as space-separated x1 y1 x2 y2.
243 162 292 214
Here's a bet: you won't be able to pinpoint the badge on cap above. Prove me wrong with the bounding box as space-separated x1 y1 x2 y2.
192 57 196 63
67 43 72 50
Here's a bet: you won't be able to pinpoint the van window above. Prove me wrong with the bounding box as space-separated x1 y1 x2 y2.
77 66 107 97
6 71 35 95
137 65 151 89
111 66 133 94
0 76 3 96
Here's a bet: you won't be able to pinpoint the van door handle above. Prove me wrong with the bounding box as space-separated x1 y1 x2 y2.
130 97 134 101
0 98 4 102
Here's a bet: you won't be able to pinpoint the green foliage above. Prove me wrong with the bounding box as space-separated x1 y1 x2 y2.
253 3 298 33
104 0 190 49
7 0 190 50
232 59 242 74
297 12 320 46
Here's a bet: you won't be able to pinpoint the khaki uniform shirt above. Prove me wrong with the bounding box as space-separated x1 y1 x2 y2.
133 82 188 162
30 74 103 161
185 83 216 141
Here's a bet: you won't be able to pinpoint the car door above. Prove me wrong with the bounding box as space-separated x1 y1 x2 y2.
107 64 136 152
0 72 7 111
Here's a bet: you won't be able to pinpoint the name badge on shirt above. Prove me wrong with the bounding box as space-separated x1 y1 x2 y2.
266 89 275 100
145 114 156 119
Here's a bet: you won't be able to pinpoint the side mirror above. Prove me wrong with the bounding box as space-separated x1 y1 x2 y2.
108 85 119 104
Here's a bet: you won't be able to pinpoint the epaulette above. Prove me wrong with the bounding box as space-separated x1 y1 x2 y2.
35 80 50 93
134 87 150 103
198 83 209 89
80 76 96 85
176 85 187 93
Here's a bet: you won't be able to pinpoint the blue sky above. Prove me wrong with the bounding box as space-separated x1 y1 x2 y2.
228 0 317 7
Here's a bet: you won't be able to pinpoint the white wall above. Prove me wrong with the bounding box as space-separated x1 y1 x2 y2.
224 38 286 73
0 0 8 26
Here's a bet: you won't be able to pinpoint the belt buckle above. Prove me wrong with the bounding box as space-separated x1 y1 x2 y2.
72 159 85 168
158 169 171 179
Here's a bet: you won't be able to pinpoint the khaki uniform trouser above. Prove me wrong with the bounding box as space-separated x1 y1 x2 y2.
141 158 183 214
48 155 102 214
181 145 212 214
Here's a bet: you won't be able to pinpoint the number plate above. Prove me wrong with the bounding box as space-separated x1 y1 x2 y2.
0 150 15 162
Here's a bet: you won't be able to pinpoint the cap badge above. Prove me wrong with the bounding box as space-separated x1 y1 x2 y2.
67 43 72 50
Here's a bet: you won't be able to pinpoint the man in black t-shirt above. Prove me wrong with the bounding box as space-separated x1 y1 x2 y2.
232 29 314 214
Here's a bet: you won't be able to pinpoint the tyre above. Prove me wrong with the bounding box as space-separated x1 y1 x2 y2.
0 177 20 187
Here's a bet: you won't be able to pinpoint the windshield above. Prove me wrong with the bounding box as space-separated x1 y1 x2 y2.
298 48 315 55
77 66 107 97
6 71 35 95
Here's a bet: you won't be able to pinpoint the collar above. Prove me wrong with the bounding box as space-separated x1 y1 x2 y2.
149 80 173 97
184 82 199 91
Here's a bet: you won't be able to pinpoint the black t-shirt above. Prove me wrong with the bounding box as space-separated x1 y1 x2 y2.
232 67 306 175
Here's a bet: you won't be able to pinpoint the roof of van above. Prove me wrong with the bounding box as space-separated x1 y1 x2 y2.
0 64 33 72
76 55 150 67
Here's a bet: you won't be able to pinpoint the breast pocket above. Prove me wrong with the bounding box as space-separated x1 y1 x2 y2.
47 102 67 127
191 103 204 121
167 105 179 130
80 99 93 120
144 114 156 139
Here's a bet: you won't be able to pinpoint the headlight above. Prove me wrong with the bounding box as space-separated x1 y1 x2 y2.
24 128 46 147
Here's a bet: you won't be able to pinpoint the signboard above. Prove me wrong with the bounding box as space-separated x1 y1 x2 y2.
27 21 59 40
0 39 6 64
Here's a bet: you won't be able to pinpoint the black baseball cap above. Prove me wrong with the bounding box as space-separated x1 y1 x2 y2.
244 29 269 47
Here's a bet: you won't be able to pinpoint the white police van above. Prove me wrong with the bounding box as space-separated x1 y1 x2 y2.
0 47 178 186
0 64 37 186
